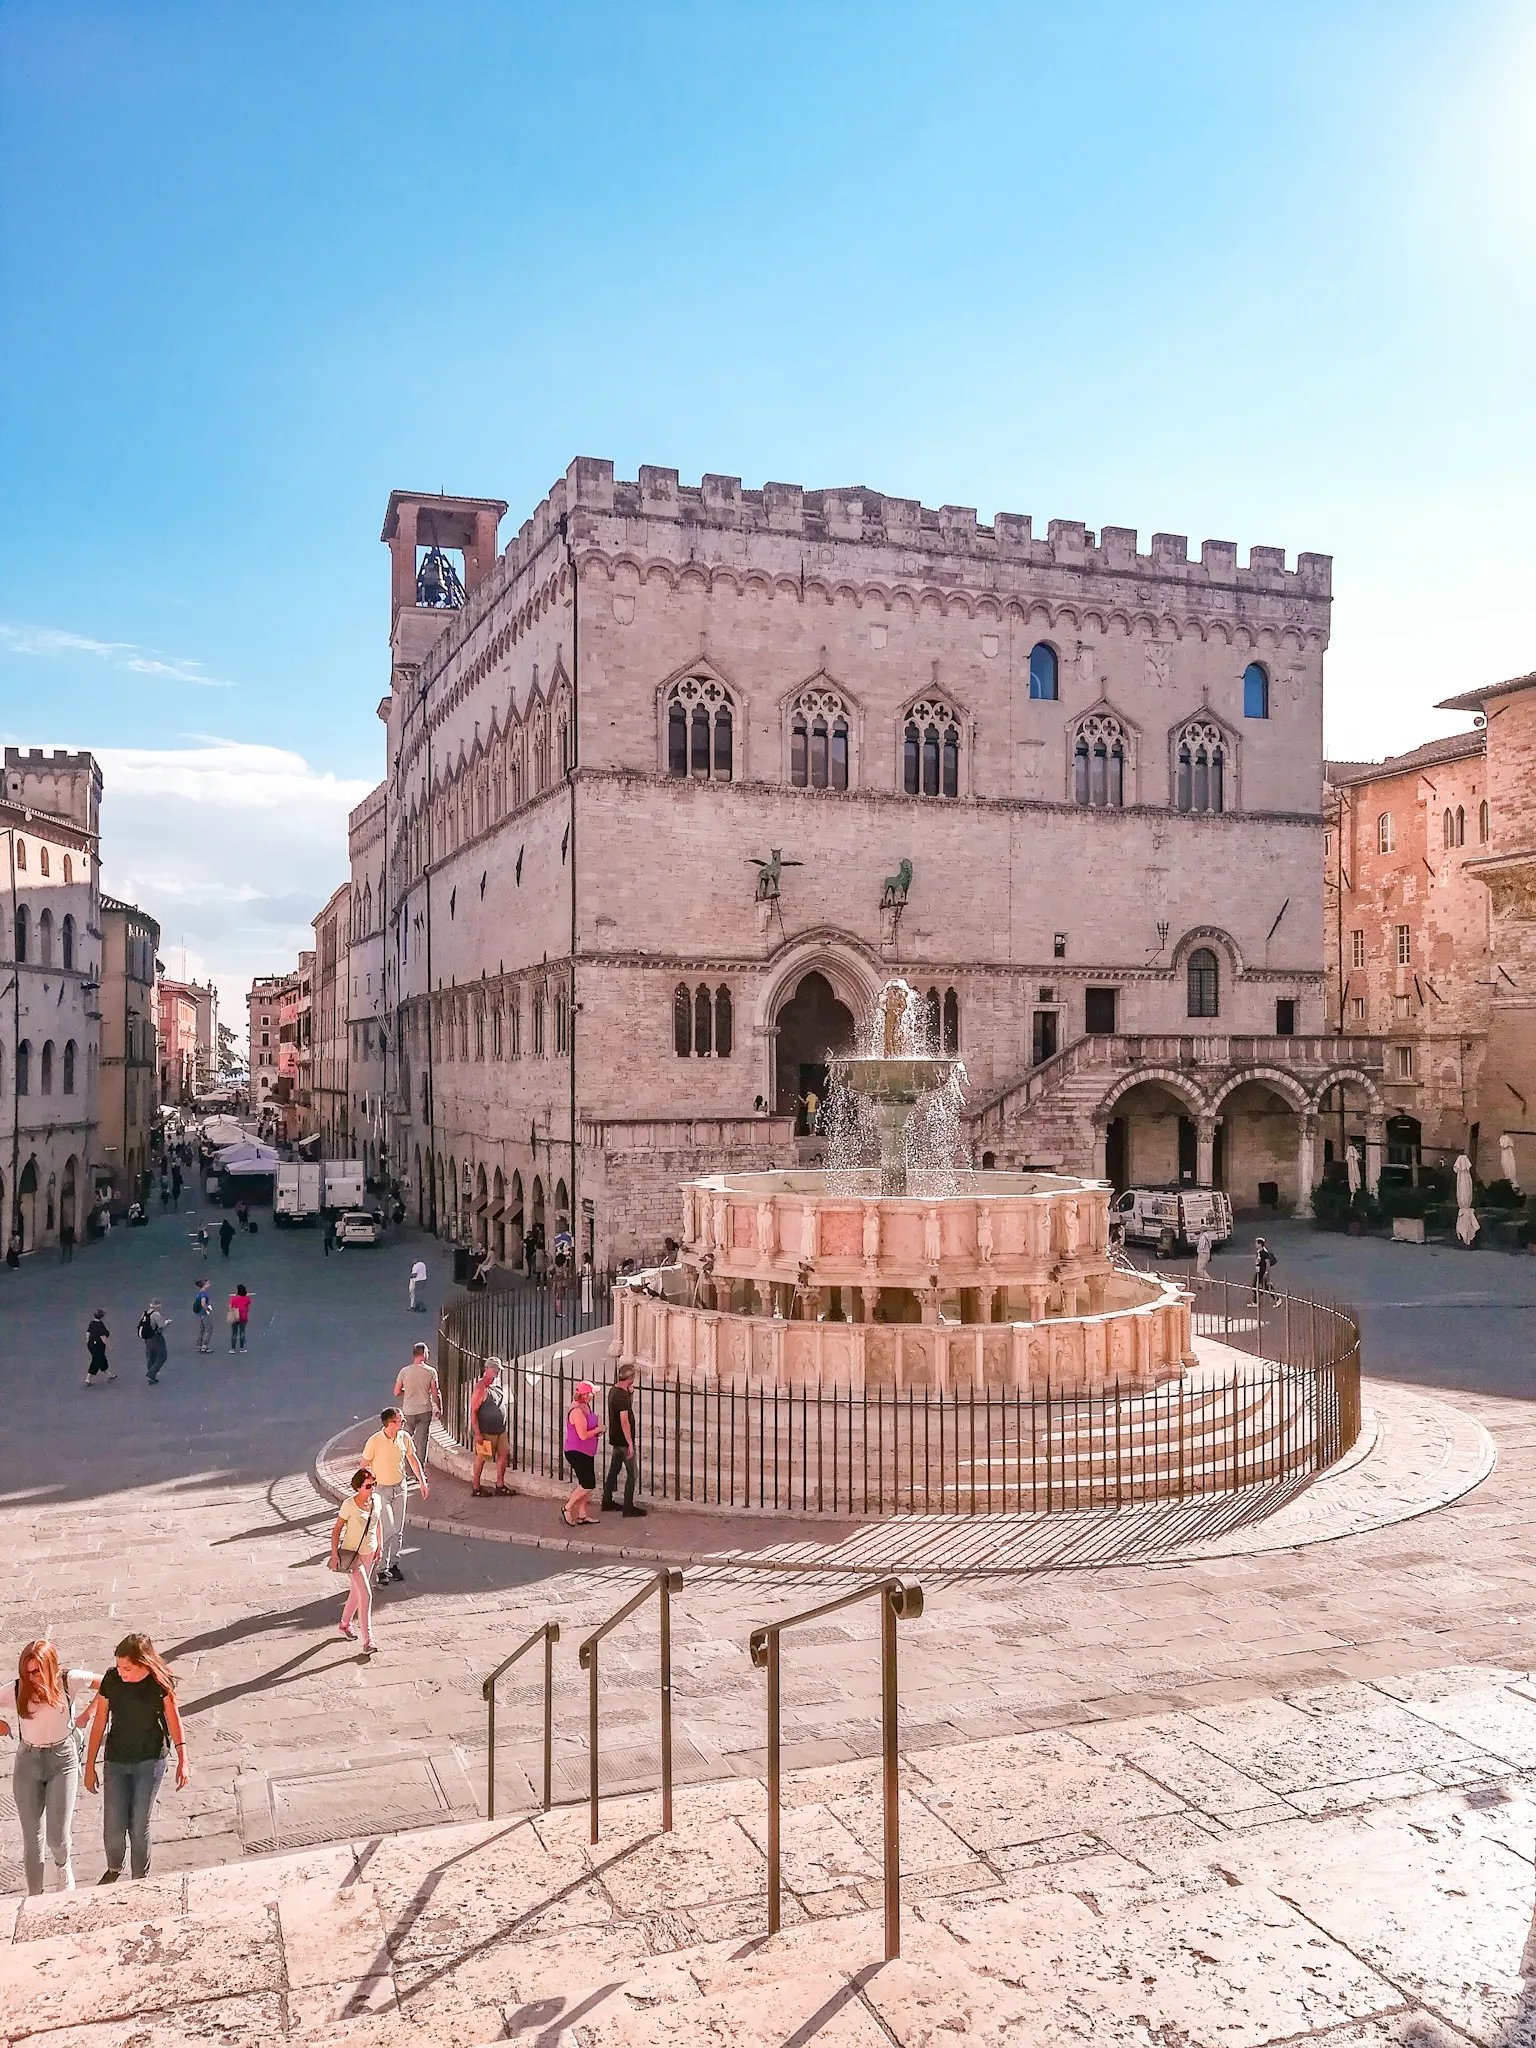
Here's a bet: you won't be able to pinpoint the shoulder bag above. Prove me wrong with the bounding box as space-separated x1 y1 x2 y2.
332 1500 377 1574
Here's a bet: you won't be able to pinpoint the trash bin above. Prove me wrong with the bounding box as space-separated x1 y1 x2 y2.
453 1245 471 1284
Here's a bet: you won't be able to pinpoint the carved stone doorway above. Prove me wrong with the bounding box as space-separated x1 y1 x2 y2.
774 971 855 1132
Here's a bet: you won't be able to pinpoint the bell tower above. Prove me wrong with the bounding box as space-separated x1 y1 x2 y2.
380 490 508 679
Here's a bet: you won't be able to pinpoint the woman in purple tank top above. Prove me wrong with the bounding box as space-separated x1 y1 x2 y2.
562 1382 601 1527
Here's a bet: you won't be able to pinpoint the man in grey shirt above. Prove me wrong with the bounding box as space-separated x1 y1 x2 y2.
393 1343 441 1472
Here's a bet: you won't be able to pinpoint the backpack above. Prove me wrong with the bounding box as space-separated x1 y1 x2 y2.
137 1311 154 1340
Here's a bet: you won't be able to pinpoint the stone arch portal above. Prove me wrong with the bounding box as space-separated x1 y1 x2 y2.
773 970 857 1133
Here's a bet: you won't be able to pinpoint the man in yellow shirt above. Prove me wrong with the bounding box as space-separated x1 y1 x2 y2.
359 1408 429 1587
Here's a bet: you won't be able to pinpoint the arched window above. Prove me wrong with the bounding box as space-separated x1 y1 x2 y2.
942 988 959 1055
491 1004 503 1058
37 909 52 969
694 985 712 1057
532 986 546 1057
715 985 733 1058
673 983 692 1057
1187 948 1219 1018
63 1040 75 1094
16 1039 29 1095
554 984 569 1053
14 840 24 871
1480 799 1490 843
1028 644 1058 701
40 1041 53 1094
666 677 734 781
1174 720 1225 814
1443 808 1455 849
1243 663 1269 719
63 855 72 884
474 1002 485 1060
1073 713 1127 807
39 846 49 877
903 700 961 799
923 986 941 1048
790 687 851 790
13 906 26 962
1455 805 1465 846
1377 813 1394 853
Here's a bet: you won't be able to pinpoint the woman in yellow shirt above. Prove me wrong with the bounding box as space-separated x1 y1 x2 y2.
329 1471 381 1654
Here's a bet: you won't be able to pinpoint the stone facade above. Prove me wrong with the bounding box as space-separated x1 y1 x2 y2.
311 886 350 1156
347 782 386 1180
157 977 215 1106
247 975 285 1117
98 895 160 1213
372 463 1365 1266
0 750 103 1247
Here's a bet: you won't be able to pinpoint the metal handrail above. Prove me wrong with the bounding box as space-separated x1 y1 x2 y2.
577 1568 682 1843
749 1576 923 1961
480 1620 559 1820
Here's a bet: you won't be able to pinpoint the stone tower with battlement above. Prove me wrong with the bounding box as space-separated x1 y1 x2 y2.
4 747 102 838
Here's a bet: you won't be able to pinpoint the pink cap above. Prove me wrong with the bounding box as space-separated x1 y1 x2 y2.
576 1381 594 1399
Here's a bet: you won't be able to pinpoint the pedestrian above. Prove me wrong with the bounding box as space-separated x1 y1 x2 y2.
409 1256 427 1313
228 1282 252 1352
1195 1228 1212 1281
601 1363 645 1518
82 1634 189 1883
563 1382 600 1526
393 1341 441 1473
236 1200 249 1232
218 1218 234 1259
5 1232 19 1270
137 1301 169 1384
192 1277 212 1353
522 1229 536 1275
59 1220 74 1264
533 1239 547 1285
329 1468 380 1655
195 1223 209 1255
159 1178 170 1212
85 1308 112 1385
171 1165 182 1202
580 1254 594 1318
1252 1235 1276 1303
323 1215 336 1258
1 1640 99 1894
469 1362 511 1498
360 1408 429 1584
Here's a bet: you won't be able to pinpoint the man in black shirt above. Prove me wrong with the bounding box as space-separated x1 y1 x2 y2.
602 1364 645 1517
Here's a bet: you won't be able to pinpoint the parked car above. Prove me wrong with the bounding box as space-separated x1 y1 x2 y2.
335 1210 380 1247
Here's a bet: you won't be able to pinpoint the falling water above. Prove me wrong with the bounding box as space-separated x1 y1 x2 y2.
824 979 970 1196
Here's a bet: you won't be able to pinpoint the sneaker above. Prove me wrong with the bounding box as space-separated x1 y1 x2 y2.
374 1572 389 1588
338 1622 357 1640
362 1641 379 1656
622 1505 649 1518
388 1564 405 1582
57 1862 74 1891
98 1869 120 1885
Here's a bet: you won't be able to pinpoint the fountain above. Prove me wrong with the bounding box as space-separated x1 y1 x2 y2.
611 978 1195 1399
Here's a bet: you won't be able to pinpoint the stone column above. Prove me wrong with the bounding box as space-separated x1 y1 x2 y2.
1091 1125 1108 1181
1293 1113 1316 1218
860 1285 880 1325
1365 1115 1385 1194
1196 1116 1216 1187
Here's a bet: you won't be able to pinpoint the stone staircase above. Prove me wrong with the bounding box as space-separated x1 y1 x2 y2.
4 1665 1535 2046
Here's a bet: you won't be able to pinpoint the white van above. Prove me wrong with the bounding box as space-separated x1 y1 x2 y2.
1113 1186 1233 1253
322 1160 365 1212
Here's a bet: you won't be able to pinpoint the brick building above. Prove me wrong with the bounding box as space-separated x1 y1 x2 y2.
247 975 285 1118
375 463 1374 1267
157 977 216 1106
1 748 103 1248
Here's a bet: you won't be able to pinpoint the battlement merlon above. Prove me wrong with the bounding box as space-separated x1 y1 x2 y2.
4 746 103 837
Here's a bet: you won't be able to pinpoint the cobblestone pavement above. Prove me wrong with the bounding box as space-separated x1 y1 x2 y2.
6 1662 1536 2044
1 1208 1534 1919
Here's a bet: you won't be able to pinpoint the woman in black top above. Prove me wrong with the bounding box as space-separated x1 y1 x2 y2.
82 1633 189 1881
86 1310 111 1385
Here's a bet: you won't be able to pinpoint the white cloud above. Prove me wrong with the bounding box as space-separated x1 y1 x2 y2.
0 621 233 688
91 740 376 1022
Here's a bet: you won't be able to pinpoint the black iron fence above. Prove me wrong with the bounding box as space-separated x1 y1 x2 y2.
437 1272 1360 1518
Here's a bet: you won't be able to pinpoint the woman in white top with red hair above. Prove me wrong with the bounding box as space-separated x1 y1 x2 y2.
0 1640 99 1893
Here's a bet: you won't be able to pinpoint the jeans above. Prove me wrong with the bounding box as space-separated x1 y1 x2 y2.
375 1482 407 1572
230 1319 247 1351
341 1560 375 1644
409 1279 423 1310
103 1758 167 1879
13 1739 79 1893
404 1412 433 1472
144 1333 167 1380
197 1314 211 1352
603 1446 637 1510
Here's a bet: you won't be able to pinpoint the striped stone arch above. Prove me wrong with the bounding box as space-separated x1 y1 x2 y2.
1208 1066 1311 1115
1094 1066 1215 1125
1308 1065 1386 1116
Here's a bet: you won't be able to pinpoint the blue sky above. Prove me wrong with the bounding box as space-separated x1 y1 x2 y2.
1 1 1533 1002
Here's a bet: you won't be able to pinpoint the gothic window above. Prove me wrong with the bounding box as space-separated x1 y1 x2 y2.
1187 947 1219 1018
63 855 72 883
39 846 49 877
923 986 941 1048
1243 663 1269 719
40 1040 53 1094
942 988 959 1054
715 985 733 1057
474 1002 485 1061
558 716 571 778
1073 713 1127 807
15 1040 28 1095
665 676 734 782
673 983 692 1057
37 910 53 968
1377 812 1394 853
13 906 26 962
532 984 546 1056
1443 808 1455 849
694 985 712 1057
903 700 961 798
509 985 522 1058
1174 719 1226 814
61 915 74 970
554 984 569 1054
459 1001 470 1061
1455 805 1465 846
790 687 851 790
491 1004 503 1059
63 1039 75 1093
14 840 24 872
1480 799 1490 843
1028 643 1058 700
